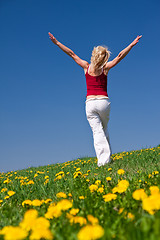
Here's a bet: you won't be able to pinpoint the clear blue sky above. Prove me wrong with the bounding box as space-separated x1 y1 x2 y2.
0 0 160 173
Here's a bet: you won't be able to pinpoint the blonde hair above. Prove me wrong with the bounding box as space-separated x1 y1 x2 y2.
90 45 111 70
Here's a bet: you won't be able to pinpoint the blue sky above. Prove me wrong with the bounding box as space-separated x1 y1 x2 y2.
0 0 160 173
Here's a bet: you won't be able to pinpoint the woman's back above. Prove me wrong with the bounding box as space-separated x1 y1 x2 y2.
85 65 108 98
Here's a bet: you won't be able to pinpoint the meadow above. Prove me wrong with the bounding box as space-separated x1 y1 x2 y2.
0 145 160 240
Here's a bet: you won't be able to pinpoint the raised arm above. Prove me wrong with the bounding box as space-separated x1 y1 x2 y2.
48 32 89 69
104 35 142 71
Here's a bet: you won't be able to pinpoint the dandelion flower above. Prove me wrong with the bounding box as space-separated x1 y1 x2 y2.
149 186 160 195
20 209 38 231
106 177 112 181
77 224 104 240
117 169 125 175
1 188 7 193
45 199 52 204
95 180 101 185
127 212 135 220
57 199 73 211
32 199 43 207
89 184 98 192
79 196 85 199
112 180 129 194
97 187 104 193
87 215 99 225
132 189 148 201
56 192 67 198
30 228 53 240
70 216 87 226
69 208 79 215
0 226 28 240
22 200 32 207
45 205 62 219
103 193 117 202
68 193 72 197
108 168 112 171
7 191 15 197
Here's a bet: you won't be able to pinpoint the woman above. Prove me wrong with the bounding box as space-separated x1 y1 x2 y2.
48 32 142 167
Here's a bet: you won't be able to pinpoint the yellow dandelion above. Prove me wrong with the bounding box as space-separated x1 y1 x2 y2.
22 200 32 207
4 195 10 200
55 175 62 180
87 215 99 225
27 180 34 185
1 188 7 193
142 197 156 215
77 224 104 240
69 208 79 215
108 168 112 171
32 217 50 231
95 180 101 185
56 192 67 198
32 199 43 207
112 187 119 194
30 228 53 240
112 180 129 194
118 208 124 214
57 199 73 211
7 191 16 197
55 171 64 176
117 169 125 175
20 209 38 231
45 205 62 219
66 212 74 219
68 193 72 197
149 186 160 195
22 215 53 240
106 177 112 181
89 184 98 192
3 178 11 184
0 226 28 240
127 212 135 220
73 171 82 178
44 179 49 185
103 193 117 202
70 216 87 226
149 194 160 211
97 187 104 193
79 196 85 200
132 189 148 201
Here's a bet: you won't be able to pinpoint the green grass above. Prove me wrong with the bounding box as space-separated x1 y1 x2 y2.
0 145 160 240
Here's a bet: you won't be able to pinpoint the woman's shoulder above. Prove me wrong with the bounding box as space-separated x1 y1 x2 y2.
84 63 90 75
103 68 109 76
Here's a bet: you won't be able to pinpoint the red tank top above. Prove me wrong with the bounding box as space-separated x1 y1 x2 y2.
85 65 108 97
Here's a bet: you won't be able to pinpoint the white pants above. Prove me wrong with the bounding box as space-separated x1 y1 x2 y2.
85 98 112 167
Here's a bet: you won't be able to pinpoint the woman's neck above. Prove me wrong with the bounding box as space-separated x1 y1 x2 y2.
89 63 103 74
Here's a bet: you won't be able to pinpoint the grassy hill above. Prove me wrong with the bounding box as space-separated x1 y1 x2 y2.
0 145 160 240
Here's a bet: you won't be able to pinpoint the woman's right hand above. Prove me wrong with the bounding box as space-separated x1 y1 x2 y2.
48 32 58 44
131 35 142 46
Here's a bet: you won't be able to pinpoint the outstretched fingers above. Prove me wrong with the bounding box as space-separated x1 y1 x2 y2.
137 35 142 40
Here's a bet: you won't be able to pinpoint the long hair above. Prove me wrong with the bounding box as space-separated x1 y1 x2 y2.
90 45 111 70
